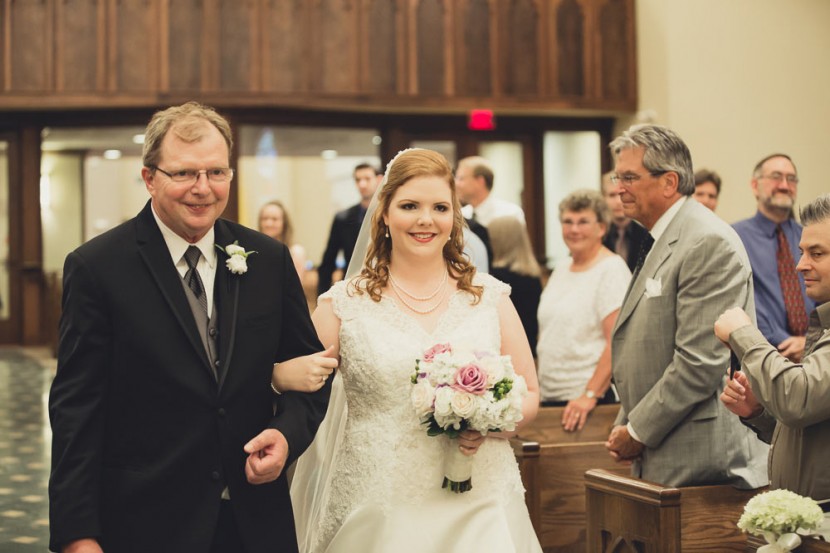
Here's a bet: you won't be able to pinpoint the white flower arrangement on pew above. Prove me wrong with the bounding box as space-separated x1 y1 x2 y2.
738 489 824 553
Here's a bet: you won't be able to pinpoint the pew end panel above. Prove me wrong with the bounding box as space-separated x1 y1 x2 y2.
585 468 770 552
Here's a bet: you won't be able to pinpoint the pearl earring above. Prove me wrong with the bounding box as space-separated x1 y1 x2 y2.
385 227 390 238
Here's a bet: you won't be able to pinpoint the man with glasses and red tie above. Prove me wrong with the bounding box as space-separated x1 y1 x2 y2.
734 154 815 362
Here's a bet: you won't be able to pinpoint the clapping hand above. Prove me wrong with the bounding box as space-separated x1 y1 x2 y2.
272 345 338 393
720 370 763 419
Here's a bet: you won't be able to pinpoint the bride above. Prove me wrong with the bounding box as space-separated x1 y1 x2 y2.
275 149 541 553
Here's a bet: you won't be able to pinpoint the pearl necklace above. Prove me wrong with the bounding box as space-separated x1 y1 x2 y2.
390 283 447 315
388 270 448 301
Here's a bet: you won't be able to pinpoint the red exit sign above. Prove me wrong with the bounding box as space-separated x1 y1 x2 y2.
468 109 495 131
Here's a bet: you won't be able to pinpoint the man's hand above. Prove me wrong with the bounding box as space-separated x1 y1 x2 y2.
720 370 763 419
243 428 289 484
777 335 806 363
714 307 753 344
605 424 644 463
62 538 103 553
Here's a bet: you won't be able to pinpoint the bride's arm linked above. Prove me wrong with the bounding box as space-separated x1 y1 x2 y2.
271 309 339 392
458 294 540 455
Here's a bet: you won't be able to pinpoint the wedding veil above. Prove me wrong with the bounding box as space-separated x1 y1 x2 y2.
290 150 416 553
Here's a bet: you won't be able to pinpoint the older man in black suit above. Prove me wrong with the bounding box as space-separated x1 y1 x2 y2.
49 102 333 553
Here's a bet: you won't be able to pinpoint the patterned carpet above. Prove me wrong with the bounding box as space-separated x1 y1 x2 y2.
0 348 54 552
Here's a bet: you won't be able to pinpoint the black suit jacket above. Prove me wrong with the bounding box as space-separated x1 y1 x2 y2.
49 201 329 553
317 203 364 296
602 219 651 272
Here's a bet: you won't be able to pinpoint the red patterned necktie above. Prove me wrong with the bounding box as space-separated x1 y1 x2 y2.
776 225 807 336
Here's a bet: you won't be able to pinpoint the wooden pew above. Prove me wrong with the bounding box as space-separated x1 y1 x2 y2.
584 468 763 552
512 404 629 552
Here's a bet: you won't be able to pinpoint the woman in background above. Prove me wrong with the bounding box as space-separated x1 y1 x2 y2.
487 216 543 356
536 190 630 431
258 200 307 281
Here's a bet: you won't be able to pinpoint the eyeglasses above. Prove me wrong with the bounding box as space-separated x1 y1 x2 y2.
758 172 799 186
610 171 667 186
561 218 599 228
150 166 235 185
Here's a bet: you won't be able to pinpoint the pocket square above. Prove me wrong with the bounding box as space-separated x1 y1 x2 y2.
644 277 662 298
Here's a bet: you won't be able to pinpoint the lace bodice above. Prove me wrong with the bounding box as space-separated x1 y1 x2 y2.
313 273 526 551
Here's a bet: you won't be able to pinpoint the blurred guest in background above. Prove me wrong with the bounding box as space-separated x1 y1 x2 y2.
318 163 381 296
601 171 649 272
456 156 525 226
693 169 721 211
259 200 307 282
537 190 630 431
734 154 814 362
488 216 542 355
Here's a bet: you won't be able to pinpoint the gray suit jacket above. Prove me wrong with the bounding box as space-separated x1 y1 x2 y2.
612 198 769 488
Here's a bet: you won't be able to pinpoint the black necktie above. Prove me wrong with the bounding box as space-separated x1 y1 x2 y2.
184 246 208 314
632 234 655 279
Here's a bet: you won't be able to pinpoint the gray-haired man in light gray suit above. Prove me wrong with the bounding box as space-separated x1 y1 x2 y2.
604 124 768 488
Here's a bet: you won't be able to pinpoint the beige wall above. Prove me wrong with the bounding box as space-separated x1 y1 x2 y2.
41 153 83 273
629 0 830 224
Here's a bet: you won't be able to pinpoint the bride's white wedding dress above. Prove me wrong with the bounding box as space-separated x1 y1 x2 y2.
306 273 541 553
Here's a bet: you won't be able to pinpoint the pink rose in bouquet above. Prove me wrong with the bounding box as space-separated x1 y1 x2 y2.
422 342 452 362
453 364 488 395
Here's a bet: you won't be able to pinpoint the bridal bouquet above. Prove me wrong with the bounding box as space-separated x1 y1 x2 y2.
737 489 824 553
410 342 527 493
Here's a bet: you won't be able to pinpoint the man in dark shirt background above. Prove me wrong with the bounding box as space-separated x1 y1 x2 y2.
317 163 380 296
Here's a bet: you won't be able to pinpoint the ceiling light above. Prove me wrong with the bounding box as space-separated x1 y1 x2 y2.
321 150 338 160
132 134 145 144
103 149 122 160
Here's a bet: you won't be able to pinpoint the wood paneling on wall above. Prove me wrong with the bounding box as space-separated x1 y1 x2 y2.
0 0 635 112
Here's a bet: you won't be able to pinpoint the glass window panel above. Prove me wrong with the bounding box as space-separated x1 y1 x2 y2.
478 141 524 208
237 125 381 270
542 131 601 268
409 140 457 168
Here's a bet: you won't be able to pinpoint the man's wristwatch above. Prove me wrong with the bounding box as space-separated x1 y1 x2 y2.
585 389 597 400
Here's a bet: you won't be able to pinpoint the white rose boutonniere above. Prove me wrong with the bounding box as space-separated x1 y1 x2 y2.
216 241 257 275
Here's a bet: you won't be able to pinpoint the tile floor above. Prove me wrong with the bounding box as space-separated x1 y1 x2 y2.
0 348 55 552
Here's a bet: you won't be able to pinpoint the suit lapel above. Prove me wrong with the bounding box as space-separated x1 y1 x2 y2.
135 202 214 376
214 221 240 392
614 201 689 332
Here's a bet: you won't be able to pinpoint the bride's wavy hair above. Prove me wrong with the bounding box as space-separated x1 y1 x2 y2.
352 149 482 303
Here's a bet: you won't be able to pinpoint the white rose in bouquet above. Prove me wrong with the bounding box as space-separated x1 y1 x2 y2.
411 379 436 418
450 391 477 419
433 386 454 417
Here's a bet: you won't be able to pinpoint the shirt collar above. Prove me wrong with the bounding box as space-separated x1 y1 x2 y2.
649 196 687 243
753 210 795 238
816 301 830 331
150 203 217 269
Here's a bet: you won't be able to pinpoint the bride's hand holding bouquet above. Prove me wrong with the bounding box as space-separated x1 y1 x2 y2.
410 342 528 493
